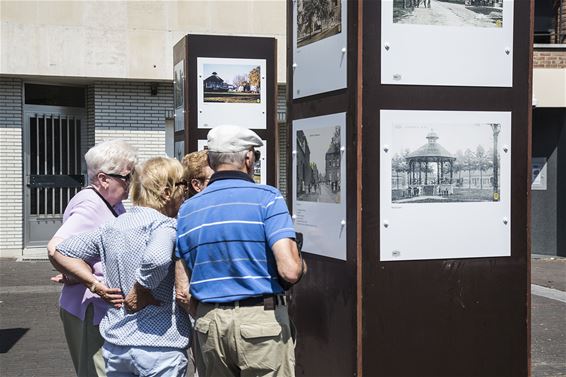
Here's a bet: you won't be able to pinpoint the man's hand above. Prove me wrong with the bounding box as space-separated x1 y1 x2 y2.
91 282 125 309
124 282 161 313
176 290 198 318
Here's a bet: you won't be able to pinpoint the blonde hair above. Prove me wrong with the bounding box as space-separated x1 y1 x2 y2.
182 150 210 197
85 139 137 181
130 157 184 213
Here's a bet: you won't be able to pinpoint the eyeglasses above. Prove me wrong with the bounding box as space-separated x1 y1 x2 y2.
175 180 189 188
103 172 132 182
249 149 261 161
175 180 190 197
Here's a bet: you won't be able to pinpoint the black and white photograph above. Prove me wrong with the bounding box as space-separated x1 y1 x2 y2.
174 61 184 109
297 0 342 48
293 113 347 260
393 0 503 27
296 126 341 204
202 63 261 104
390 123 502 204
382 0 513 87
380 110 511 261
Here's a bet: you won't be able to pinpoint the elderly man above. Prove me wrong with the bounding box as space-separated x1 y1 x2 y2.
175 125 306 377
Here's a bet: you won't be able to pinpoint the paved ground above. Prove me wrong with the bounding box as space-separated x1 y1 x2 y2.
1 256 565 376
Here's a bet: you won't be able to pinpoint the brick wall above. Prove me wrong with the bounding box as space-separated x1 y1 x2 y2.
0 78 23 255
92 80 172 160
533 48 566 68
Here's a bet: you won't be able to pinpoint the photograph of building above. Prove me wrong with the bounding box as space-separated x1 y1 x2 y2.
297 0 342 48
296 125 341 203
393 0 503 27
202 63 261 104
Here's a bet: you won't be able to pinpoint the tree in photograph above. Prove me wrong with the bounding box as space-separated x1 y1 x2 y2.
302 0 332 37
453 150 465 183
490 123 501 197
392 151 409 189
248 66 261 89
475 145 490 189
232 74 248 87
462 148 476 189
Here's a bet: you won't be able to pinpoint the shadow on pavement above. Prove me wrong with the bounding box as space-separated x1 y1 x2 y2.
0 328 29 353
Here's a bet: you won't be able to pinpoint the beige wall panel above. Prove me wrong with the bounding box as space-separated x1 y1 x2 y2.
209 1 254 34
1 22 40 74
44 26 86 76
1 1 37 24
127 2 168 31
128 29 169 79
533 68 566 107
173 1 211 32
83 1 127 31
36 1 84 27
250 1 286 35
276 37 286 83
0 0 287 82
84 28 128 77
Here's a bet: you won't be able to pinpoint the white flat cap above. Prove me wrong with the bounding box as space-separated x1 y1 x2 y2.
207 125 263 153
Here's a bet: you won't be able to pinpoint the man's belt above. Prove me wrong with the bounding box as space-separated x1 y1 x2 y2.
214 294 287 310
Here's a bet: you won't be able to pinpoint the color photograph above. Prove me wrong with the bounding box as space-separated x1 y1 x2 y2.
202 63 261 104
297 0 342 48
393 0 503 27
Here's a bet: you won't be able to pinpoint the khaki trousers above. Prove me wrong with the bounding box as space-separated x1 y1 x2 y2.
60 304 106 377
193 302 295 377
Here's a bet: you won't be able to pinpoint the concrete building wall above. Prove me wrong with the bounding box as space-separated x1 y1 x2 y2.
0 78 23 255
0 1 287 83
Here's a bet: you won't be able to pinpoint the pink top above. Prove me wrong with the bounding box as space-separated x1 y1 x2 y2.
54 188 125 325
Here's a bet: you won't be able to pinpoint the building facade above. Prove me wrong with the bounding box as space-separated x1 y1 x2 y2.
532 0 566 256
0 1 287 258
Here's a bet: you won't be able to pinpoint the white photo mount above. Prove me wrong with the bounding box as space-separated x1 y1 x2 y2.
380 110 512 261
292 0 348 98
381 0 514 87
198 139 267 185
197 57 267 129
292 112 347 260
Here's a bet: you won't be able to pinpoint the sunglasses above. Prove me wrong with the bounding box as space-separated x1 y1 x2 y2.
251 149 261 161
103 172 132 182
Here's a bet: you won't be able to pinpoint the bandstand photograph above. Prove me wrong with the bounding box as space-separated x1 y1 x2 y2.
390 122 502 204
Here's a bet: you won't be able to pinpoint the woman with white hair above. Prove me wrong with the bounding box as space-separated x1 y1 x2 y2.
49 157 191 377
48 139 137 377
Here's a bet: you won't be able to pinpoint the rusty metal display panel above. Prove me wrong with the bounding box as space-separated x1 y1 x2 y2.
361 0 531 376
286 0 360 376
174 34 278 186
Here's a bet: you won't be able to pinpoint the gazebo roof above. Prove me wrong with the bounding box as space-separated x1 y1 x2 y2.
406 131 455 160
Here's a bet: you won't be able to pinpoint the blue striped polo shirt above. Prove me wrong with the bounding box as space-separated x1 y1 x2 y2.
175 171 296 303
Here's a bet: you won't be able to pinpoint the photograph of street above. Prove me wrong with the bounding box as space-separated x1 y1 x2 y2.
297 0 342 48
174 61 184 109
393 0 503 27
390 122 502 203
202 62 261 104
296 125 341 203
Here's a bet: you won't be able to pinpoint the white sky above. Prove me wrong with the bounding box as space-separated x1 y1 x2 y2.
203 64 259 84
301 126 339 175
391 122 498 156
